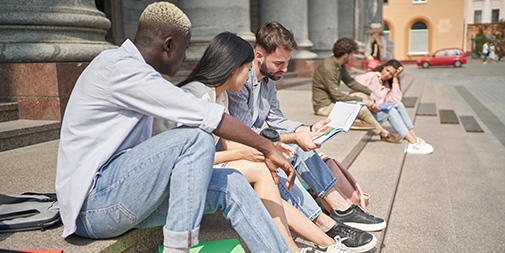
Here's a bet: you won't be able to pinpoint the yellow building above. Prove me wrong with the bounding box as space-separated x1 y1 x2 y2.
383 0 466 62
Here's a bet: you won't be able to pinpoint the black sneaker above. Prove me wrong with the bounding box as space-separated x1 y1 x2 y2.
325 221 376 252
330 205 387 232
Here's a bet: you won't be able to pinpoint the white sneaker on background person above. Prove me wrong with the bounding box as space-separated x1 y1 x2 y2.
406 141 434 154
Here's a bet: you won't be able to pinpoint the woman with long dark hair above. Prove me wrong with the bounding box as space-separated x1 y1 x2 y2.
353 59 434 154
155 32 348 253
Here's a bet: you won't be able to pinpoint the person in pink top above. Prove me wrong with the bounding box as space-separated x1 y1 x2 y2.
353 59 434 155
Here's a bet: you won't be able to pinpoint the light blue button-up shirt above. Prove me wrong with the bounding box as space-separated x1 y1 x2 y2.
56 40 225 237
227 64 303 134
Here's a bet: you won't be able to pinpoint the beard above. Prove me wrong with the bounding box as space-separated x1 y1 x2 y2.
259 62 283 81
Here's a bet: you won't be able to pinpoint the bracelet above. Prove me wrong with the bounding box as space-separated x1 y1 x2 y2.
309 125 313 132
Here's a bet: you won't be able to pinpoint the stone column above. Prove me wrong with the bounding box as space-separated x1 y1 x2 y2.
308 0 338 59
0 0 115 63
0 0 115 120
179 0 254 61
259 0 316 60
338 1 355 39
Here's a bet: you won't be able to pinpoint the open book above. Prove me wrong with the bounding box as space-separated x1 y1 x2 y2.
380 102 398 111
312 102 363 145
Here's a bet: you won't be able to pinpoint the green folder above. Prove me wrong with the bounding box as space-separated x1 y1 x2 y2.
158 238 245 253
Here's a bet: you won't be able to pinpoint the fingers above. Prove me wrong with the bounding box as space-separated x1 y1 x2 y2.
264 149 294 188
312 118 331 132
270 170 279 185
275 142 295 159
294 132 322 151
309 131 323 138
255 156 265 162
317 118 331 125
301 138 320 151
395 67 404 76
282 166 296 190
255 152 265 159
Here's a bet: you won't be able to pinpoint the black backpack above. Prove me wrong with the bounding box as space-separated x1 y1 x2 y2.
0 192 61 233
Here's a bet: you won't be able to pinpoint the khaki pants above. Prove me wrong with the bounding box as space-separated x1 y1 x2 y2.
316 93 383 135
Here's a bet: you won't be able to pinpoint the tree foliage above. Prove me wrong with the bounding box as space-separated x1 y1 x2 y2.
473 27 488 57
492 19 505 61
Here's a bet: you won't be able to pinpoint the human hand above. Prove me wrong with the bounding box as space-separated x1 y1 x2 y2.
264 149 296 190
295 131 323 151
368 93 378 104
239 146 265 162
394 66 404 77
275 142 295 159
312 118 331 132
369 103 381 112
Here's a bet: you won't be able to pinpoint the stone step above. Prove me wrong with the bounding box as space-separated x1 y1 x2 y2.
0 102 19 122
282 72 298 79
276 77 312 90
348 71 423 251
0 119 61 152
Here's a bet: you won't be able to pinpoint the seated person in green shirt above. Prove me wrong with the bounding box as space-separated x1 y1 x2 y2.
312 37 401 143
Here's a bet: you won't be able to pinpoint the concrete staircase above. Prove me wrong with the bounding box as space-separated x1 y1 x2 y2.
0 102 60 152
0 73 320 253
275 72 313 90
0 69 400 253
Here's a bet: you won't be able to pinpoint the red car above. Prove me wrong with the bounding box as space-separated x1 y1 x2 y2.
416 48 467 68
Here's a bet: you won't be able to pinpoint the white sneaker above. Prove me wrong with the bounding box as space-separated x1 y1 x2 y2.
416 137 433 150
300 247 314 253
406 142 434 154
315 236 352 253
416 137 426 144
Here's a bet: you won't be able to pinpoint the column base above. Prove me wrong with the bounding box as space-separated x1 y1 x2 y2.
0 62 89 120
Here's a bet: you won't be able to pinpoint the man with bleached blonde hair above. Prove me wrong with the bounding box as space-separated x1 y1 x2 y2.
56 2 295 253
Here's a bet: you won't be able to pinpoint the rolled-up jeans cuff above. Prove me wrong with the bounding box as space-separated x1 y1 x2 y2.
308 208 323 221
317 178 337 198
163 225 200 248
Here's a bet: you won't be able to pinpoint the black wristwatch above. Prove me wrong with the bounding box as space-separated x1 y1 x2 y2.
260 128 280 142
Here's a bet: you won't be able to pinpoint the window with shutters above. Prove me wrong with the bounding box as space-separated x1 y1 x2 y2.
409 21 428 55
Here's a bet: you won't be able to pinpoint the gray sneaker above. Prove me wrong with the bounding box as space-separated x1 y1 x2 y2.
330 205 387 231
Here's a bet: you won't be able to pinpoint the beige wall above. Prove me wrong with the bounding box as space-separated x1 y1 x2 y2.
384 0 465 61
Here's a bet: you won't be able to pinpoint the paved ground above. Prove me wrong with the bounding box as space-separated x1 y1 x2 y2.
280 58 505 252
1 58 504 252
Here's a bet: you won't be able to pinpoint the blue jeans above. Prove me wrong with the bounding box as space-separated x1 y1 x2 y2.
277 145 338 220
373 102 414 137
75 127 289 252
277 169 322 221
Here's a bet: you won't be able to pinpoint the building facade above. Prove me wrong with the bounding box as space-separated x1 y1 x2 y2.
464 0 505 56
99 0 383 64
383 0 466 62
1 0 383 120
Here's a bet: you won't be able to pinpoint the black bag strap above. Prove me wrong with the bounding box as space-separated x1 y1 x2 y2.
0 193 57 205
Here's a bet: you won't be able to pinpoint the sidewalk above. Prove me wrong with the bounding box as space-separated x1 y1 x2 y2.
284 60 505 252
